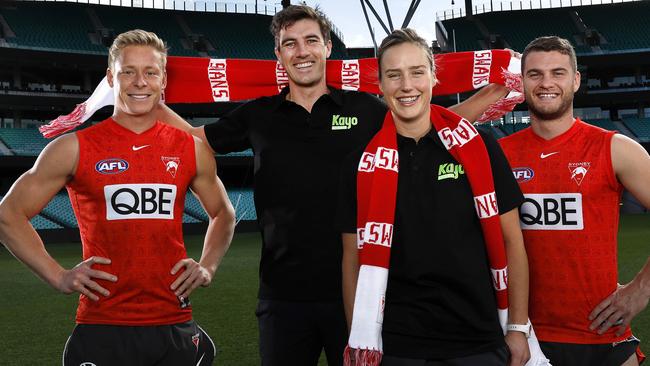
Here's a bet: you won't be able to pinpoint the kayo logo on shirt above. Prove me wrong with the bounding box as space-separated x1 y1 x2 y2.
437 163 465 180
104 184 176 220
95 158 128 175
331 114 358 130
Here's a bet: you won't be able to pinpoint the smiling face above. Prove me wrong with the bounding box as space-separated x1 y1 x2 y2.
274 18 332 90
107 45 167 123
522 50 580 123
379 42 436 127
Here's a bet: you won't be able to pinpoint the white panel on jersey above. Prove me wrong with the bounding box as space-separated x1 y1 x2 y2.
104 184 176 220
520 193 583 230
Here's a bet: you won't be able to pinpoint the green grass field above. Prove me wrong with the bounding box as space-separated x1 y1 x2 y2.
1 215 648 365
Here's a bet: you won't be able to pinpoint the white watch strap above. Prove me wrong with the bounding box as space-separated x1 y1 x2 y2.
506 322 531 337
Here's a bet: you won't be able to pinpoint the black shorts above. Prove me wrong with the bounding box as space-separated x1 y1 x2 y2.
381 346 509 366
540 336 641 366
63 320 216 366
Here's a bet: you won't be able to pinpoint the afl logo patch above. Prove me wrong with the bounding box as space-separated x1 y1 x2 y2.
95 158 129 175
512 167 534 183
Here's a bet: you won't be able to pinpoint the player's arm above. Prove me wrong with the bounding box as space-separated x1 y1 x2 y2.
448 83 510 123
500 207 531 366
170 136 236 299
0 135 116 300
589 134 650 336
342 233 359 330
155 103 212 152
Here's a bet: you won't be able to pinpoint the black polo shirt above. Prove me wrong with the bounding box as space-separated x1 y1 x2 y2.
204 87 388 301
337 127 523 360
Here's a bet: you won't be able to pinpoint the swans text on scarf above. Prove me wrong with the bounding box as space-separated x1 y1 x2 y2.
491 267 508 291
275 62 288 92
473 50 492 88
438 118 479 150
357 222 394 248
208 59 230 101
358 147 399 173
474 192 499 218
342 60 360 91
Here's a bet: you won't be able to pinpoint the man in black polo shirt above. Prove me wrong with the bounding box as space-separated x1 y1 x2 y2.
339 29 530 365
157 5 511 365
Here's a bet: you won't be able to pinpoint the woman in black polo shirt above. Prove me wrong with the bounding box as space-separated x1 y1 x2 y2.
339 28 531 366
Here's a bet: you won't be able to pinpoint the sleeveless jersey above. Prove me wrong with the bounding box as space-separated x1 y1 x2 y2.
499 119 631 344
67 118 196 325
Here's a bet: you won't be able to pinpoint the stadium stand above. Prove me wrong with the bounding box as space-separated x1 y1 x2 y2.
0 1 348 59
40 193 78 228
623 117 650 142
585 118 619 131
93 6 199 57
0 2 104 54
0 127 49 156
578 2 650 51
0 194 63 230
478 8 581 53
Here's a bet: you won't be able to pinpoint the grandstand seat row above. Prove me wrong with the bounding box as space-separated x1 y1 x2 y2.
0 2 347 59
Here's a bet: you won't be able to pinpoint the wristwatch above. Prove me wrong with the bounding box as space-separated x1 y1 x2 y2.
506 321 531 338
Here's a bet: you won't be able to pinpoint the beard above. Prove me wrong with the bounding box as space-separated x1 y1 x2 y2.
527 91 574 121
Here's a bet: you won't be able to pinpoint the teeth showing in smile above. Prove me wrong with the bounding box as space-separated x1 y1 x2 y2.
398 96 418 103
538 93 558 99
295 62 314 69
129 94 150 99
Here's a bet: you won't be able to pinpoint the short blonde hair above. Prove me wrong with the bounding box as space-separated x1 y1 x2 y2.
108 29 168 70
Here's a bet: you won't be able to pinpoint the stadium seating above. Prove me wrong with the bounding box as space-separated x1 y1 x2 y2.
40 193 78 228
0 2 348 59
30 214 63 230
0 2 104 54
0 194 63 230
93 6 199 57
578 2 650 51
0 128 49 156
497 122 529 136
437 17 484 51
585 118 618 131
227 188 257 221
478 8 579 53
623 117 650 141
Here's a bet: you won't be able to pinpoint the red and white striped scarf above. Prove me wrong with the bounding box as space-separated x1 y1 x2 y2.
40 50 522 138
346 105 507 365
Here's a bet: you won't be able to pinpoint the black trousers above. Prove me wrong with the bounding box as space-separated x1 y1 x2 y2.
540 337 640 366
380 346 509 366
63 320 215 366
256 299 348 366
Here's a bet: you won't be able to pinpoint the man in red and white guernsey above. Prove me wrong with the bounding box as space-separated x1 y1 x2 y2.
0 30 235 365
500 36 650 366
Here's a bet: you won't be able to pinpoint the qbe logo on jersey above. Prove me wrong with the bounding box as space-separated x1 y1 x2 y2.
520 193 583 230
104 184 176 220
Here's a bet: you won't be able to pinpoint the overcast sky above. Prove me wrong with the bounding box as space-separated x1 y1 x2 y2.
298 1 461 48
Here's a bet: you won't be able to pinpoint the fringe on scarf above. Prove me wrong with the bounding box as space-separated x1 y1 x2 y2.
39 103 87 138
343 345 382 366
477 68 524 123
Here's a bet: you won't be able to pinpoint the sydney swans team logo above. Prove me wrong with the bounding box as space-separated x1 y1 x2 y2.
161 156 180 178
95 158 128 175
568 162 591 185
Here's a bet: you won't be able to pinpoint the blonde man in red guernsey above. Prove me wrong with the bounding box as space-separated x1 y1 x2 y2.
500 36 650 366
0 30 235 365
